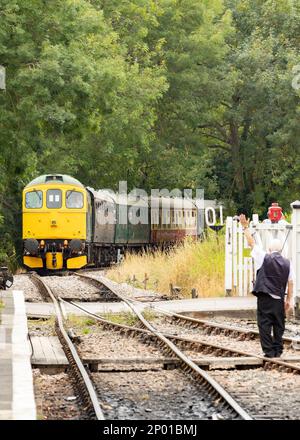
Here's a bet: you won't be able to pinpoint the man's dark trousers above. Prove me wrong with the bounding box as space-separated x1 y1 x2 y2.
257 293 285 357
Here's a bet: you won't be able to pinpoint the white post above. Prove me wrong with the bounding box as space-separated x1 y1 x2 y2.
252 214 259 225
291 201 300 300
225 216 233 295
243 257 248 296
249 257 254 293
233 219 238 290
238 223 243 296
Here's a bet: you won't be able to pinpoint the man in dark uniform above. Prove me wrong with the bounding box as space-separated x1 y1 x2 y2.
0 266 13 290
239 214 294 358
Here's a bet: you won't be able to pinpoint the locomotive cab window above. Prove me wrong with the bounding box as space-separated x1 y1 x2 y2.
47 189 62 209
66 191 83 209
25 190 43 209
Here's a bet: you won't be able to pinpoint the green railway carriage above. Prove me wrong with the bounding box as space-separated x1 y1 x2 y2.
116 194 149 245
23 174 218 270
87 188 150 265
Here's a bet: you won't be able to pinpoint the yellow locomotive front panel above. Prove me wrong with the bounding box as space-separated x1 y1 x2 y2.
22 175 88 270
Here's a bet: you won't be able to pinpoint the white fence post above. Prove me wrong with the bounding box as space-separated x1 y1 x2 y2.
238 223 243 296
291 201 300 300
232 219 238 290
225 216 233 295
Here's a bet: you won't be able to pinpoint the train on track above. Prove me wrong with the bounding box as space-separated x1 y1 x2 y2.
22 174 217 271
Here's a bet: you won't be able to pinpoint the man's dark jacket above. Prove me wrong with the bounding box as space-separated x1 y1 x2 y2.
253 252 290 300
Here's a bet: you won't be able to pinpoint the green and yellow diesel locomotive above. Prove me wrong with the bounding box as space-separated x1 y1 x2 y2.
22 174 204 271
23 175 89 270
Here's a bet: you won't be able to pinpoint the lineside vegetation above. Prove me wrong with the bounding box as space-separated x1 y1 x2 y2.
107 232 225 298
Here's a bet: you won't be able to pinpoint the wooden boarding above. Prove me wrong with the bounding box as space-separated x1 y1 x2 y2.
83 355 263 371
30 335 300 371
31 336 68 366
30 336 264 370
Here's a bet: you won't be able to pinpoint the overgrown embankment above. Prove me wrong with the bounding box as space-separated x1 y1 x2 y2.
107 232 225 298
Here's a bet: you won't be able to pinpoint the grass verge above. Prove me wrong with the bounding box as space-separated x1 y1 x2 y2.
107 232 225 298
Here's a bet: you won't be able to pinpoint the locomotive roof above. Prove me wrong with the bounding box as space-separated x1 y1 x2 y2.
25 174 84 188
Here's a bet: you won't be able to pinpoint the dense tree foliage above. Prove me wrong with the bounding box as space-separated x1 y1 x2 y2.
0 0 300 265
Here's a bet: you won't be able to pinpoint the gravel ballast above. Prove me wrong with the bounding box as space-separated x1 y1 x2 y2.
92 369 237 420
211 368 300 419
33 370 89 420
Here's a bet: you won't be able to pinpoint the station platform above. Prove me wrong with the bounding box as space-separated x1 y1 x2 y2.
25 295 257 319
0 291 36 420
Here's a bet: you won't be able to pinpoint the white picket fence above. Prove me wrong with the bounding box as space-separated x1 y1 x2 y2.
225 216 293 296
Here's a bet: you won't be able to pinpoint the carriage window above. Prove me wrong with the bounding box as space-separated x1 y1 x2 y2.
25 191 43 209
66 191 83 209
47 189 62 208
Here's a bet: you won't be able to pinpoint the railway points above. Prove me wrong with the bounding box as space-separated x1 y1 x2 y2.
26 274 254 420
3 269 300 420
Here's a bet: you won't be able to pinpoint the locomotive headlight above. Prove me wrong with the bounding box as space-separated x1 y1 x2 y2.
24 239 39 255
69 239 82 253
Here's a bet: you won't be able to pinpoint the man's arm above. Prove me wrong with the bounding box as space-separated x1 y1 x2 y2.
239 214 255 249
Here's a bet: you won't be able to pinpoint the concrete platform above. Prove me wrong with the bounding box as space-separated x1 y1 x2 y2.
25 295 257 318
0 291 36 420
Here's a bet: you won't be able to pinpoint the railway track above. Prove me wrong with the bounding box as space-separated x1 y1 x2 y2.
60 296 300 420
30 272 252 420
75 271 298 345
149 306 298 348
29 273 105 420
27 271 300 419
67 274 300 419
73 273 300 372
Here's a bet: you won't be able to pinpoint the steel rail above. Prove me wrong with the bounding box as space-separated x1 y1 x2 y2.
29 274 105 420
121 298 253 420
81 271 298 346
60 304 252 420
73 273 300 373
74 272 295 344
150 306 296 345
60 299 300 421
62 286 253 419
60 298 253 358
62 298 300 422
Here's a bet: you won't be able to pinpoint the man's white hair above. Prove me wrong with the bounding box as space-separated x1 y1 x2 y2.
269 238 283 253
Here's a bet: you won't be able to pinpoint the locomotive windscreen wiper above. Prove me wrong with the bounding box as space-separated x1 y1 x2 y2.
66 190 74 200
33 189 42 201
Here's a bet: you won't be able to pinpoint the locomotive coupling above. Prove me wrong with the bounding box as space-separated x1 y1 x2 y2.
0 267 14 290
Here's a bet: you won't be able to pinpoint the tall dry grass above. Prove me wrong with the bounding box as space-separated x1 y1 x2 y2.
107 231 225 298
